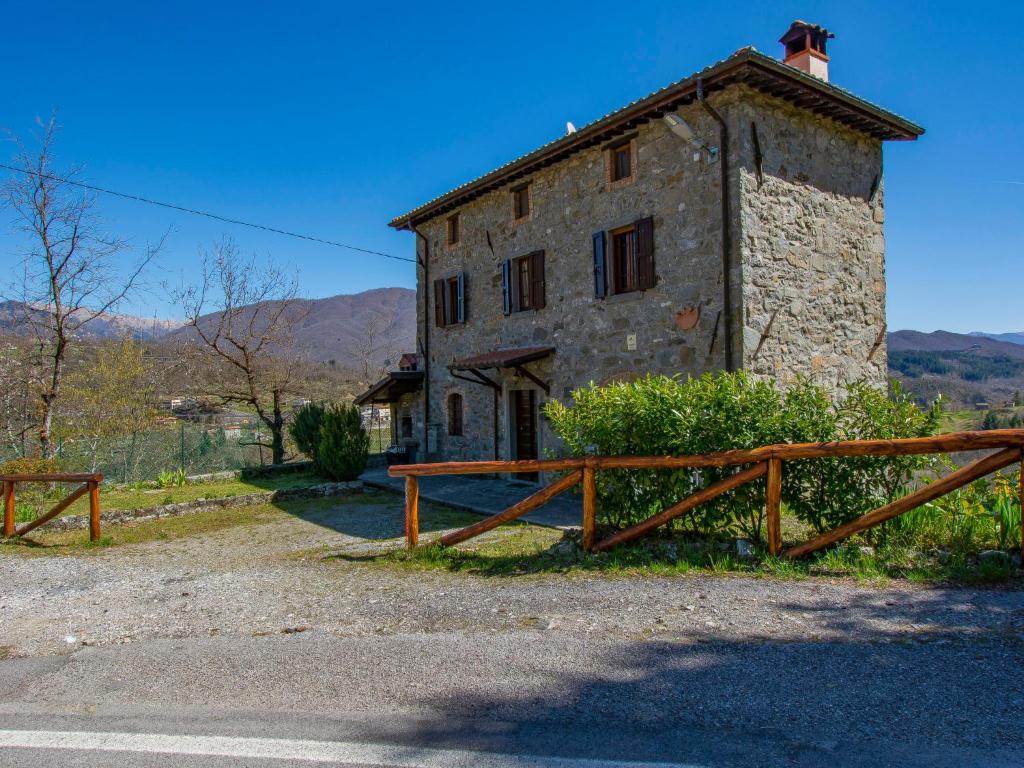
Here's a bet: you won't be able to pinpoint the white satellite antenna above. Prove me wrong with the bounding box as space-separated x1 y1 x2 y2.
566 121 577 135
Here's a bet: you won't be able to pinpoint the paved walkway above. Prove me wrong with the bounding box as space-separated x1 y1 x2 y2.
360 468 581 529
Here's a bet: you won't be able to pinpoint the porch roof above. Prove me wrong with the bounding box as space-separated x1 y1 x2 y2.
449 346 555 371
353 370 424 406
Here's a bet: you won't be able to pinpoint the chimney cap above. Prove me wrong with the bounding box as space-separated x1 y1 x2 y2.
779 20 835 45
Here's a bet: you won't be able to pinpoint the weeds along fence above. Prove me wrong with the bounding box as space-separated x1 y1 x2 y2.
1 423 272 485
389 429 1024 557
2 472 103 542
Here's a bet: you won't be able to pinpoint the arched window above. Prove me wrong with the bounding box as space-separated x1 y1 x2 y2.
447 393 463 436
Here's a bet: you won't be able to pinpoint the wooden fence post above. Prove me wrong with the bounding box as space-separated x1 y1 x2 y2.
582 464 597 551
88 480 101 542
2 481 13 537
765 458 782 556
404 475 419 548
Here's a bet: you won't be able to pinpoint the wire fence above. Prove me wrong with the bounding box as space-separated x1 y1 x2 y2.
4 422 270 484
2 407 393 484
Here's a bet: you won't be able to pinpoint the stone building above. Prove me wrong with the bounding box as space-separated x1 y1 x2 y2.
356 22 923 472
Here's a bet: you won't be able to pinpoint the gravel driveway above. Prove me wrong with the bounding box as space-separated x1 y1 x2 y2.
2 493 1024 766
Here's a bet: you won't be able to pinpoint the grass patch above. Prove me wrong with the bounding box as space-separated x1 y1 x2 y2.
0 502 288 555
341 522 1022 585
10 470 332 521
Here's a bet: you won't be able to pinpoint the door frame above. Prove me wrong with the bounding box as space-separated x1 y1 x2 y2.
505 385 542 482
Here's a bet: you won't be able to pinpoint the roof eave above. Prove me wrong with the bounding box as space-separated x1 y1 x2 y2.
389 49 923 230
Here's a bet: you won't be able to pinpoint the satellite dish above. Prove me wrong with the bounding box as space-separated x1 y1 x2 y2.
566 121 577 135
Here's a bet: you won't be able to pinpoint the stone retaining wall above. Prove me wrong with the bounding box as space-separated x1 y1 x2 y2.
49 481 362 532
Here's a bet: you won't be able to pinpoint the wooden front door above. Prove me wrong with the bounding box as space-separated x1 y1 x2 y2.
511 389 538 480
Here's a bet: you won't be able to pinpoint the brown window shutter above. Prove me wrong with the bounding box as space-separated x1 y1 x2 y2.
636 216 655 289
530 250 545 309
433 278 446 327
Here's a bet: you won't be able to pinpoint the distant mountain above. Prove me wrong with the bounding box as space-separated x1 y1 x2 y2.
969 331 1024 346
0 300 180 340
167 287 417 380
889 330 1024 358
888 329 1024 408
0 288 419 383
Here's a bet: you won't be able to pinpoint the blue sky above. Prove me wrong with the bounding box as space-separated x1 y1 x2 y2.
1 1 1021 332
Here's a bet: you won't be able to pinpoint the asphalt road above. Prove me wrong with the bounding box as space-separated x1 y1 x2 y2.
2 630 1023 768
4 502 1024 767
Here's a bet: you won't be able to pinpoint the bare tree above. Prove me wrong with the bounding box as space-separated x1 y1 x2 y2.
3 117 161 457
0 341 41 458
351 307 404 384
171 238 305 465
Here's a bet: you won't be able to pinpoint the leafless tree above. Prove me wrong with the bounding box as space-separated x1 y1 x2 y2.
351 307 403 384
3 117 162 458
170 238 306 465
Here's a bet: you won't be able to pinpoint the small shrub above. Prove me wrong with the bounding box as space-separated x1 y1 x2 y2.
290 402 327 464
156 468 187 488
317 404 369 481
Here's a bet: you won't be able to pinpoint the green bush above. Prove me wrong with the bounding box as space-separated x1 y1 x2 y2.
544 372 834 540
316 404 369 481
290 402 327 464
788 380 941 539
544 373 940 542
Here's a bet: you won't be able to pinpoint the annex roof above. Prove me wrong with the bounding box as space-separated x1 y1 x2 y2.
390 47 922 230
353 370 424 406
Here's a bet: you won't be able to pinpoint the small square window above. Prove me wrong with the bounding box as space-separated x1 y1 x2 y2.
446 213 460 246
611 144 632 182
512 184 530 221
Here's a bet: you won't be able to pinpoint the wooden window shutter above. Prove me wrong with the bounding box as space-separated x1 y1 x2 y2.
501 259 512 316
433 278 446 327
456 272 466 324
530 250 546 309
636 216 655 289
592 231 607 298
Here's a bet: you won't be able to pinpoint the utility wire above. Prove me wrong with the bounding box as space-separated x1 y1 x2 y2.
0 162 416 263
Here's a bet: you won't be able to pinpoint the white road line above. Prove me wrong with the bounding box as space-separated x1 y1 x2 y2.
0 729 705 767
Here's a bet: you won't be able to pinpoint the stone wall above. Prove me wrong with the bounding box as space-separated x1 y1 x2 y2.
726 86 887 391
415 99 731 465
411 85 889 467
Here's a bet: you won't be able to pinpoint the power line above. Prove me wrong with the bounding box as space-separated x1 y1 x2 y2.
0 162 416 264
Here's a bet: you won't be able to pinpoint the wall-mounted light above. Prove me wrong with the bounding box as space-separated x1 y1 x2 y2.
663 113 719 161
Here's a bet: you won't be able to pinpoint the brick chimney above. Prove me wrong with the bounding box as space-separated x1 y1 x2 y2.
779 20 834 81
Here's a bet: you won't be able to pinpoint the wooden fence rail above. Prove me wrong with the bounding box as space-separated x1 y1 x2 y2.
389 429 1024 558
1 473 104 542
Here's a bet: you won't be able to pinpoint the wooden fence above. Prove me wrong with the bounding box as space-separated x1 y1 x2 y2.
1 473 104 542
388 429 1024 557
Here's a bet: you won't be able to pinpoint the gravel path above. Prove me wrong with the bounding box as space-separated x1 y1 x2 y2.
2 495 1024 764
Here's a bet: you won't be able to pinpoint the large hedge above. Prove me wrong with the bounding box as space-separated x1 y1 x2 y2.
544 372 940 542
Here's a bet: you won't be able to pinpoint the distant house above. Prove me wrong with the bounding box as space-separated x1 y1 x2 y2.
357 21 923 475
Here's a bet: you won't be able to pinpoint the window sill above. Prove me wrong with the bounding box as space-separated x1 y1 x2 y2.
602 290 644 304
606 175 636 191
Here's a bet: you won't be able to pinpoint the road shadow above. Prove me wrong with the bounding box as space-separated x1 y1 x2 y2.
382 588 1024 767
271 491 479 541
